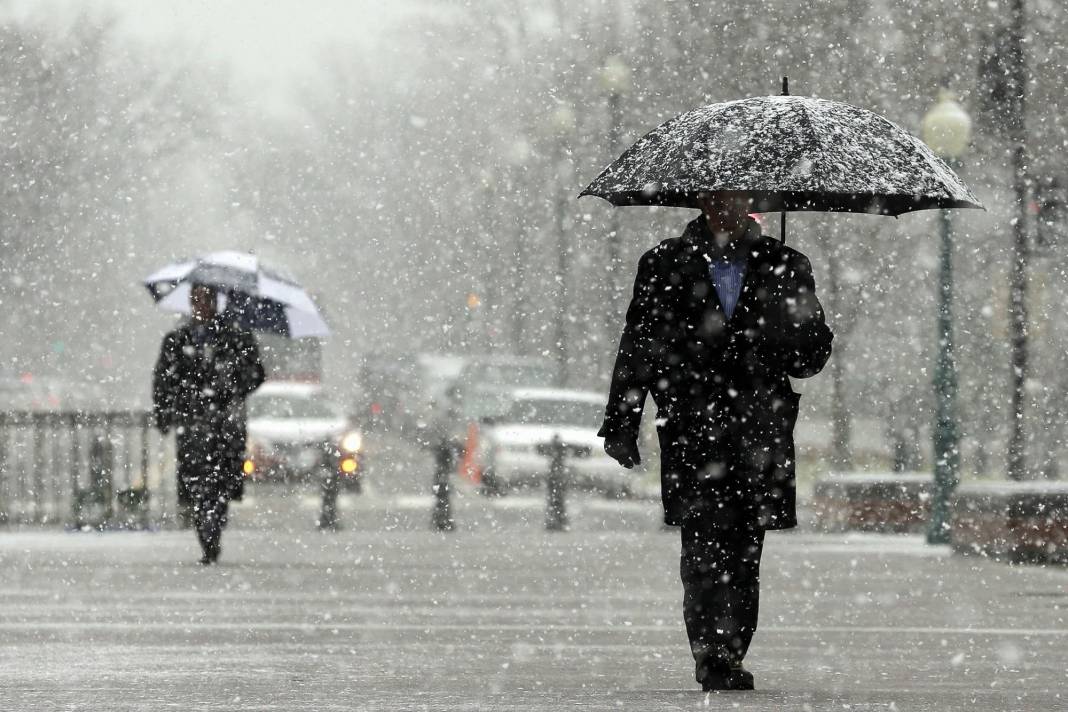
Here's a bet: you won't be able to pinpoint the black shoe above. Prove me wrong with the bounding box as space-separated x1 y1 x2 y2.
699 662 754 692
198 543 220 565
726 663 754 690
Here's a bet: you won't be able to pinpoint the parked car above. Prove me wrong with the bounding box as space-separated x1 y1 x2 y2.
417 353 467 405
357 352 420 435
444 355 558 481
358 352 470 440
451 355 557 395
475 388 630 498
447 355 557 436
405 353 467 440
245 382 365 490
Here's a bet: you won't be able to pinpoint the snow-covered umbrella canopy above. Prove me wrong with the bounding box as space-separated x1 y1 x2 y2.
144 251 330 339
581 95 983 216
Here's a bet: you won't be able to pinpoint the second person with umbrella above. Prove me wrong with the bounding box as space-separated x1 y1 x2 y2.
152 283 265 564
146 251 330 564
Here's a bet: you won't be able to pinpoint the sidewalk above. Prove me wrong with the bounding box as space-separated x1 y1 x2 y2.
228 484 668 533
2 491 1066 710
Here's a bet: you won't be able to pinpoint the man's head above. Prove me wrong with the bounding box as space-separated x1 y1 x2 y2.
697 191 754 237
190 284 218 322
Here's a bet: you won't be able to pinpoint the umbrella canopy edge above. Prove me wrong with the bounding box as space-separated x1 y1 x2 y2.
578 188 984 215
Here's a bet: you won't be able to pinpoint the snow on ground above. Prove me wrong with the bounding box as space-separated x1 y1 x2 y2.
2 486 1067 711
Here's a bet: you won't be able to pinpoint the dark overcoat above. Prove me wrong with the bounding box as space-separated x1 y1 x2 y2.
600 217 833 529
152 316 265 503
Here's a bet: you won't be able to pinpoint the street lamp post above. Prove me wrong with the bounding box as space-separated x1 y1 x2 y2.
599 55 632 290
921 90 972 544
599 56 632 362
506 138 532 355
476 167 497 354
548 104 577 387
1006 0 1031 482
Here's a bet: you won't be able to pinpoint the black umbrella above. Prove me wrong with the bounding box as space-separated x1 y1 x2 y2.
580 85 983 232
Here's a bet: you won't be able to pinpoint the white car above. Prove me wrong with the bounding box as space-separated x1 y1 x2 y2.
246 382 364 485
477 388 630 497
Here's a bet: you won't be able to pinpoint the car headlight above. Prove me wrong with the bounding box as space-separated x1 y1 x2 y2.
246 439 267 463
341 431 363 453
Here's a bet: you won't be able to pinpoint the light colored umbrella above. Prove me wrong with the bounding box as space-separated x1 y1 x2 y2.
144 251 329 339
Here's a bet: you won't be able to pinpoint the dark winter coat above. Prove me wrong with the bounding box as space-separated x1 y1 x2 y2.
600 217 833 529
152 316 265 503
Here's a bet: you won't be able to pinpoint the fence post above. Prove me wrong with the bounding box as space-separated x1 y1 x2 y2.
32 413 45 523
95 431 115 524
140 414 150 516
432 441 455 532
545 435 568 532
50 413 65 524
0 414 8 526
114 413 152 530
73 432 114 529
68 413 80 527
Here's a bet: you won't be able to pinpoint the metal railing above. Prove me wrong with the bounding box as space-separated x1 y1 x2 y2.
0 411 174 528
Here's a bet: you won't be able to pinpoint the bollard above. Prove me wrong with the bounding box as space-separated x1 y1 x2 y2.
318 446 341 531
545 435 568 532
431 441 455 532
91 435 115 522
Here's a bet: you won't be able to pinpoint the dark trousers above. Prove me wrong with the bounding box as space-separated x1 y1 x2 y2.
193 494 229 559
679 514 765 677
177 425 235 560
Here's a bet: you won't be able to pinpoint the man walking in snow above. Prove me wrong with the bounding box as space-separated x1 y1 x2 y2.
153 283 265 564
600 192 833 691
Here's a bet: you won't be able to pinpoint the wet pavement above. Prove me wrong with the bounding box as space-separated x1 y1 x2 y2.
2 483 1067 710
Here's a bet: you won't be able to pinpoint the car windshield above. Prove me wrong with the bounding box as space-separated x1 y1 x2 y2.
505 398 602 427
249 395 341 420
480 365 555 386
460 391 513 420
467 362 556 388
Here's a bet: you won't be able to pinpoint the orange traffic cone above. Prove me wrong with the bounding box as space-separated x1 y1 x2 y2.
458 421 482 484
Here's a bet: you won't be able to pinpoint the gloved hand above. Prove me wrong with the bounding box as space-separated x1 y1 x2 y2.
604 436 641 469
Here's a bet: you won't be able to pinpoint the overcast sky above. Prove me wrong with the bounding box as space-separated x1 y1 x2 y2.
6 0 418 106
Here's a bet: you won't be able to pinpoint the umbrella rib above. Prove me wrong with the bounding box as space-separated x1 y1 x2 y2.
792 98 830 192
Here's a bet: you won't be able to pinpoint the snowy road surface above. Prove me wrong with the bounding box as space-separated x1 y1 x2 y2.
2 485 1068 711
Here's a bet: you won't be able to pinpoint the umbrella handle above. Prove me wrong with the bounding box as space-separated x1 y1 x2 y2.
780 76 789 244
